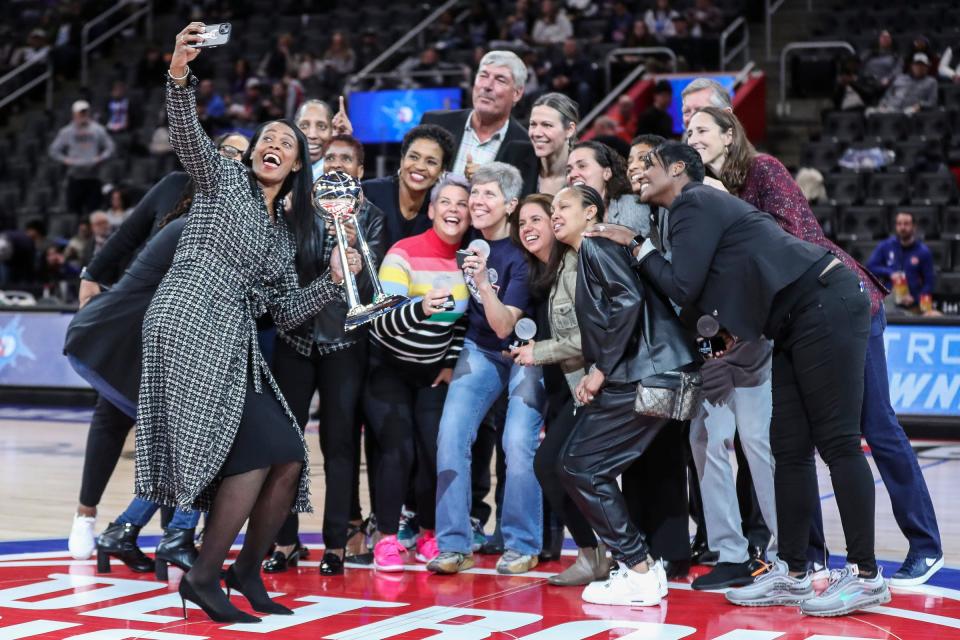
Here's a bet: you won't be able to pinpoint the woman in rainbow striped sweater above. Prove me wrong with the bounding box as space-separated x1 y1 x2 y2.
364 173 472 571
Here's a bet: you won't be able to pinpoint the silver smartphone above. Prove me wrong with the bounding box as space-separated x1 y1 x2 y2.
191 23 232 48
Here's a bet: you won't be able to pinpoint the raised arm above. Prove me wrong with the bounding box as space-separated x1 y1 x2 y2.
268 261 345 332
165 22 224 196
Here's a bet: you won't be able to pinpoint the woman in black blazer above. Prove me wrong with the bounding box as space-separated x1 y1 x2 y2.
632 142 890 617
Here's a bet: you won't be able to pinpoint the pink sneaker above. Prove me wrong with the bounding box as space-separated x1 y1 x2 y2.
374 535 406 572
415 530 440 564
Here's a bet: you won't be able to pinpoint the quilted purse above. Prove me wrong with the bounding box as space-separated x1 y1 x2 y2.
634 370 703 420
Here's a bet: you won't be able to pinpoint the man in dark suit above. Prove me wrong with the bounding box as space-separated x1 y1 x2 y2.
420 50 535 187
631 142 890 618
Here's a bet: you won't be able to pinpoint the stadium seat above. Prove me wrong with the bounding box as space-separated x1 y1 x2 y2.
911 109 952 141
942 206 960 238
911 172 959 206
810 203 837 238
844 239 881 265
822 111 865 144
926 240 951 271
801 141 840 174
866 112 908 144
938 272 960 295
839 205 888 241
865 173 909 205
825 172 863 206
895 139 942 171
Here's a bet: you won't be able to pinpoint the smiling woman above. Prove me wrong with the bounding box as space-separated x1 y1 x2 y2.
133 22 347 625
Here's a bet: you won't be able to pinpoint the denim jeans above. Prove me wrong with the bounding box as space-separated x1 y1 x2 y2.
116 498 200 529
860 309 940 556
435 338 546 556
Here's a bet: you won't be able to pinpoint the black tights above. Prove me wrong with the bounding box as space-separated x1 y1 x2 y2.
184 460 302 612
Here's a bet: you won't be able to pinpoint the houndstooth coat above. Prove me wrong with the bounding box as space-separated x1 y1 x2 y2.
134 75 342 513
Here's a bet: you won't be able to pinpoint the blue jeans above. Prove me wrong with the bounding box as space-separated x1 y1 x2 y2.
861 308 941 557
435 338 546 556
116 498 201 530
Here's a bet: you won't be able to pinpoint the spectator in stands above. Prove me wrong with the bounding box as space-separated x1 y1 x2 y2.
322 31 357 86
667 14 703 70
229 57 253 97
0 225 39 286
908 36 936 71
355 28 381 70
876 53 938 114
63 219 92 272
258 33 295 80
422 50 533 180
867 211 937 310
405 45 449 88
532 0 574 45
103 188 132 230
9 28 49 67
937 43 960 82
196 79 227 133
861 30 901 93
567 140 649 235
687 0 723 38
609 94 639 142
465 1 499 47
645 0 679 40
607 2 635 44
833 55 874 110
625 19 659 48
49 100 116 218
503 0 535 42
103 80 136 134
637 80 676 140
363 125 456 249
428 162 546 576
548 39 595 114
135 46 166 89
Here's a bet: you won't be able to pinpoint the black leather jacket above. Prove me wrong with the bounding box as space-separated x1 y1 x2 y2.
576 236 699 385
310 199 387 344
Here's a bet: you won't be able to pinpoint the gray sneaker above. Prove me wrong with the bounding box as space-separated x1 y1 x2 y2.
496 549 538 574
426 551 475 575
800 566 891 617
726 559 815 607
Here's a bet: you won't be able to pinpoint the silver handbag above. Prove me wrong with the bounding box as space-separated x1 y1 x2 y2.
634 370 703 420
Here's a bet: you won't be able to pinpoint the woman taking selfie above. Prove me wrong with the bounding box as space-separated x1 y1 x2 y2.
566 140 650 235
135 23 347 624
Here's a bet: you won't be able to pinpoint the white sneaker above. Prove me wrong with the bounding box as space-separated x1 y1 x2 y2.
581 562 663 606
68 514 97 560
652 559 668 598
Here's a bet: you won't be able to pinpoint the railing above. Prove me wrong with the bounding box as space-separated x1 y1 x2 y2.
81 0 153 86
578 64 646 135
720 17 749 71
603 48 676 95
765 0 789 61
777 40 855 116
346 0 461 94
0 51 53 111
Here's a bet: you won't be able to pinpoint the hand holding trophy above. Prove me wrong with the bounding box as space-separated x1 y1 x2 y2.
312 171 408 330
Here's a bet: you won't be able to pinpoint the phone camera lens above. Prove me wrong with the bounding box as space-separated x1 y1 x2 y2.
219 23 230 34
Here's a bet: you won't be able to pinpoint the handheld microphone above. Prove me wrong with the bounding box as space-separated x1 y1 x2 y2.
696 314 725 359
510 318 537 349
431 275 456 311
467 238 490 259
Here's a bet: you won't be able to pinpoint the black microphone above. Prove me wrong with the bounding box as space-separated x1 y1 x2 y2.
696 314 725 359
510 317 537 349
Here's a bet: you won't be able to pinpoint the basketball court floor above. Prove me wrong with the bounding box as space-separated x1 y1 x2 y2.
1 406 958 639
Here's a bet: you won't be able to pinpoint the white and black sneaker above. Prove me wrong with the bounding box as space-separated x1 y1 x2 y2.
581 562 663 606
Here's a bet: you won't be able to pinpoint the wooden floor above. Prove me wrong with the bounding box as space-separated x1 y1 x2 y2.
1 407 958 567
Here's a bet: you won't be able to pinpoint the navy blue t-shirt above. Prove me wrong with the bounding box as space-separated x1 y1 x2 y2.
465 236 531 351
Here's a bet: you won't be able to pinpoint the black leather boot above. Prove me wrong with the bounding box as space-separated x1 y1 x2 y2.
154 527 198 580
96 522 152 573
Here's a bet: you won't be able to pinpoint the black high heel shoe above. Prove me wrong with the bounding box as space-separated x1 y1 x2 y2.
154 527 198 580
224 565 294 615
263 543 307 573
96 522 153 573
178 576 260 624
319 551 344 576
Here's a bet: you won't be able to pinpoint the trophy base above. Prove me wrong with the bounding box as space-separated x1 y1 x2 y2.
344 295 409 331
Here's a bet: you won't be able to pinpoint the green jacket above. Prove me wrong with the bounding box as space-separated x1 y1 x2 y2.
532 248 586 396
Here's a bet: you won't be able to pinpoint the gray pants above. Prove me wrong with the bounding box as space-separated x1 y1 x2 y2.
690 378 778 564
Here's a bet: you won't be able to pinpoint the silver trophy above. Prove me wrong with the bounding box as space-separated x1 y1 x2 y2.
312 171 408 330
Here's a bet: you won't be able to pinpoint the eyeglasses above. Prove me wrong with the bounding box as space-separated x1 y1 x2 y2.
219 144 243 159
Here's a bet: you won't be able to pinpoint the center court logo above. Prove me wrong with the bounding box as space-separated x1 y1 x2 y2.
0 315 35 372
0 552 951 639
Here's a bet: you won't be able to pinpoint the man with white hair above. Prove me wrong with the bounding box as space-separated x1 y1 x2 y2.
421 50 534 179
680 77 732 127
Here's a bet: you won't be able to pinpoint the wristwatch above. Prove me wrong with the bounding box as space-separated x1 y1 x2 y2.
79 267 95 282
628 234 644 254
